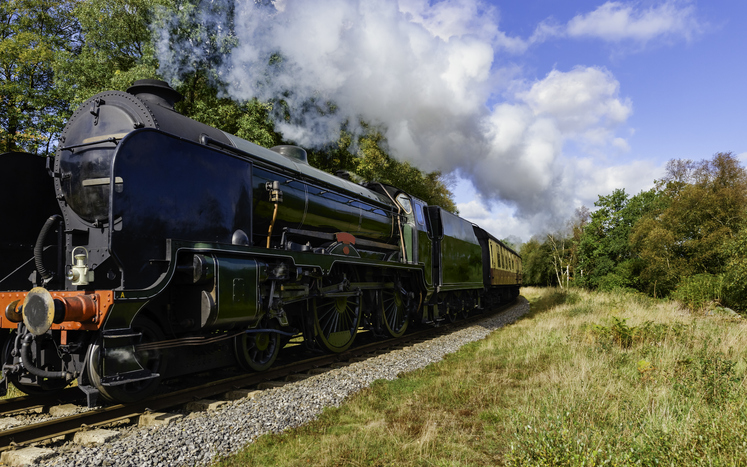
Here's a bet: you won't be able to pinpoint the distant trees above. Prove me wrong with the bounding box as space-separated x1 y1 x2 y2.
528 151 747 311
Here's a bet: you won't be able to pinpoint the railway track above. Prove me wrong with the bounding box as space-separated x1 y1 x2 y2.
0 304 512 455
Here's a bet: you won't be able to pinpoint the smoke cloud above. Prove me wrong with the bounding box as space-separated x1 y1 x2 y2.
156 0 643 237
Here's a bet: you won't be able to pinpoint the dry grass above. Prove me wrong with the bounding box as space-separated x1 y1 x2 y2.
215 287 747 466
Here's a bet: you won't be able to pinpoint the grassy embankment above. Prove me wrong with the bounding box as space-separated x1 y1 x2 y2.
215 286 747 466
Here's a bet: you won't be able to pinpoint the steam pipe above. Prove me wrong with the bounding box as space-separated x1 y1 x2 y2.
21 333 72 381
267 202 279 248
34 214 62 285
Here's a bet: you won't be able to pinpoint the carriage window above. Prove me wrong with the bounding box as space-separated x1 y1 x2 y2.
414 203 425 225
396 193 412 214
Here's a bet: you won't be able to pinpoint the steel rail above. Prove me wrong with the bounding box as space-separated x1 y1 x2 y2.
0 388 85 417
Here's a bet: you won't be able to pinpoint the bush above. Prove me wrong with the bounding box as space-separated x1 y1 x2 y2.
672 274 724 311
722 230 747 310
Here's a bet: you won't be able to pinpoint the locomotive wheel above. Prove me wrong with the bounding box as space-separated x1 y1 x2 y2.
456 292 469 319
234 322 281 372
87 316 166 403
313 293 361 353
380 288 408 338
444 295 458 323
2 333 68 395
446 305 458 323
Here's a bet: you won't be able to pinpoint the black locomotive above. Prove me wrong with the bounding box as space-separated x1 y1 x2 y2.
0 80 521 405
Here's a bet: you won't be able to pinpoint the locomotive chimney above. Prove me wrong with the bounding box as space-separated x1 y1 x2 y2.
126 79 183 111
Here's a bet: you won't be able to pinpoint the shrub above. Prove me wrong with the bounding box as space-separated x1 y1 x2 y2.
672 274 724 311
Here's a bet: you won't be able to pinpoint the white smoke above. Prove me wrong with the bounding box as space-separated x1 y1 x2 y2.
155 0 690 237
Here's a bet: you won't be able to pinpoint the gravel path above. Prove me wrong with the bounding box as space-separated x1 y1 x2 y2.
40 298 530 467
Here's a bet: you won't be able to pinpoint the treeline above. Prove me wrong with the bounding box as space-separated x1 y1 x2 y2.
0 0 456 211
521 152 747 311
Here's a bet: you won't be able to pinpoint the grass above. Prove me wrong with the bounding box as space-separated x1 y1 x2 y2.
213 287 747 466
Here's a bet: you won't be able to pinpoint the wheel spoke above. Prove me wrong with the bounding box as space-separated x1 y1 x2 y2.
234 324 281 372
313 279 360 353
380 287 408 338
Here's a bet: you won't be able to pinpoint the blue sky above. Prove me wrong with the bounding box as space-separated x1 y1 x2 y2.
160 0 746 243
489 0 745 165
449 0 747 242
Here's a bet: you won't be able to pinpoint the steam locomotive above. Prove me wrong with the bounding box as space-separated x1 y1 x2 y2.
0 80 521 405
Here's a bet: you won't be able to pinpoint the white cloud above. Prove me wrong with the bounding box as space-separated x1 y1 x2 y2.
566 1 702 44
521 67 632 131
460 66 634 225
456 195 533 242
157 0 649 238
398 0 528 53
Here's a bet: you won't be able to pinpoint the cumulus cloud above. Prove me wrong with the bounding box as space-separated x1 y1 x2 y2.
464 66 633 226
566 0 702 44
398 0 529 53
155 0 666 238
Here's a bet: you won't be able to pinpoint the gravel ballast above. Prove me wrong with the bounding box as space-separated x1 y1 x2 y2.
41 299 530 467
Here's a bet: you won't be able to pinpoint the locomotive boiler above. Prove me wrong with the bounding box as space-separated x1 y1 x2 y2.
0 80 521 405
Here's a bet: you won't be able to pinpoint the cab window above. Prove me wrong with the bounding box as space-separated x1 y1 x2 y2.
396 193 412 214
414 203 425 225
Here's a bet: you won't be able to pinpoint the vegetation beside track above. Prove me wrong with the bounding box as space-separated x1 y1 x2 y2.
214 287 747 466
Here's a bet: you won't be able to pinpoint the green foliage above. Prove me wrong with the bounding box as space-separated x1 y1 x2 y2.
632 152 747 298
174 73 282 148
720 228 747 310
572 152 747 311
0 0 79 155
308 126 458 212
506 413 609 467
577 188 659 291
54 0 170 105
520 238 555 286
586 317 678 349
673 343 740 407
356 128 456 211
671 274 724 312
595 260 638 292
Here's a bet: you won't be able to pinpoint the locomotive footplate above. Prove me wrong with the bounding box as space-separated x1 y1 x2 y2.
99 369 159 387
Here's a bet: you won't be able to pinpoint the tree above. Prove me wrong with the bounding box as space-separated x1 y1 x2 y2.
521 237 556 286
721 228 747 309
174 72 282 148
631 152 747 297
308 126 458 212
0 0 79 155
547 232 568 288
54 0 175 104
577 188 659 291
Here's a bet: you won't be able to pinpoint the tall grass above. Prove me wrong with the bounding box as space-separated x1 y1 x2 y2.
215 287 747 466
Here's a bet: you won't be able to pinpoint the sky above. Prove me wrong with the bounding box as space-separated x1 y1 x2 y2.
157 0 747 244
